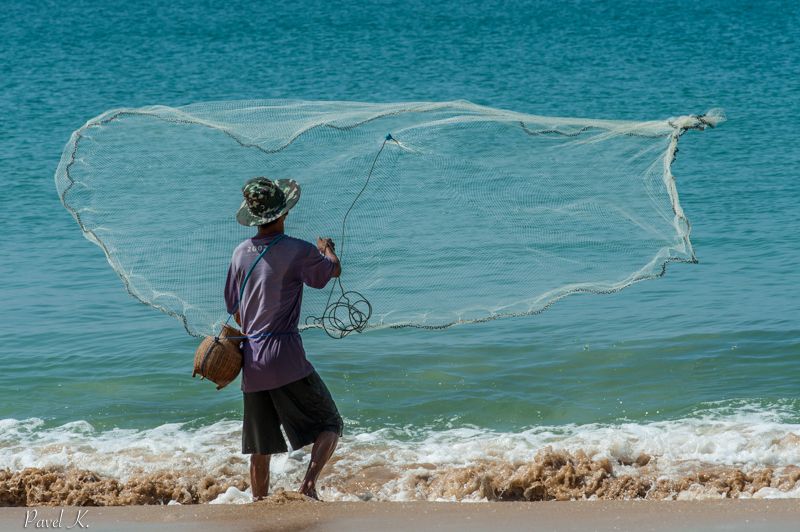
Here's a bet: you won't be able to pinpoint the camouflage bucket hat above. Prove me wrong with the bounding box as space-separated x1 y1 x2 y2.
236 177 301 227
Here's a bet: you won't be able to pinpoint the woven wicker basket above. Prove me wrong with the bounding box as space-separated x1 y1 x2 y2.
192 325 243 390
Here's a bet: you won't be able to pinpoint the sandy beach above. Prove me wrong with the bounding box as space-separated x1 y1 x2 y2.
3 500 800 532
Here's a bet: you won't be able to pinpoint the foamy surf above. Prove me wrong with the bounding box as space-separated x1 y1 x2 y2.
1 404 799 505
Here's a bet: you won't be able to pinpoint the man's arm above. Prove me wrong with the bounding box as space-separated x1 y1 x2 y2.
317 237 342 278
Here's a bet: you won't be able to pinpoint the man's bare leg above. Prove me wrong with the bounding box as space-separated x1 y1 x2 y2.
250 453 271 500
300 431 338 499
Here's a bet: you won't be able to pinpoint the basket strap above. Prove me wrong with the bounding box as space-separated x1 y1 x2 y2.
224 233 286 329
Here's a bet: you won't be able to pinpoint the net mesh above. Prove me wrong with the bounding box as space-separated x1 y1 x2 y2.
55 100 723 337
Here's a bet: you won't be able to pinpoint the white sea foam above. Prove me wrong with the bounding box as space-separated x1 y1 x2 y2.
748 482 800 499
2 405 799 501
209 486 252 504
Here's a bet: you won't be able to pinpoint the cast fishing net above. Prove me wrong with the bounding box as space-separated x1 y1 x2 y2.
55 100 723 337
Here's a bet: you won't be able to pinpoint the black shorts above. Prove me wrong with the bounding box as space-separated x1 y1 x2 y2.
242 370 343 455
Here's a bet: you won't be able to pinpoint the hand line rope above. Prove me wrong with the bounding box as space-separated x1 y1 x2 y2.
306 134 395 338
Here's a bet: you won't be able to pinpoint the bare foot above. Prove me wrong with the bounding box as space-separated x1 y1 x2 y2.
300 482 319 500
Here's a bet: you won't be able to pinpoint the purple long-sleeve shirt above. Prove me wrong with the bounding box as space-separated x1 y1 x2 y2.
224 233 336 392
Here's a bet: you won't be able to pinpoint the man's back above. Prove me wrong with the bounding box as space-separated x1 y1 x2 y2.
225 233 335 392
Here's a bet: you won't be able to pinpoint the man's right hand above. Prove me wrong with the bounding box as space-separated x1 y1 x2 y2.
317 237 335 254
316 237 341 278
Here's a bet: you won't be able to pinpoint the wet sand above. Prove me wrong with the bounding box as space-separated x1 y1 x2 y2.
5 450 800 506
2 500 799 532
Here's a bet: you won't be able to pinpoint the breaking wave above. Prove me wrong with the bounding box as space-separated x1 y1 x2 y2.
2 403 799 505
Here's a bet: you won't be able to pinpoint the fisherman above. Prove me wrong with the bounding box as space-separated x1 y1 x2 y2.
225 176 343 501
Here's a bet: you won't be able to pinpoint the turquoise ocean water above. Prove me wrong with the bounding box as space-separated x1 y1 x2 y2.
1 0 799 500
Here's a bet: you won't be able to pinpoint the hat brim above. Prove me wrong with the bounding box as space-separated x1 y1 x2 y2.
236 178 301 226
